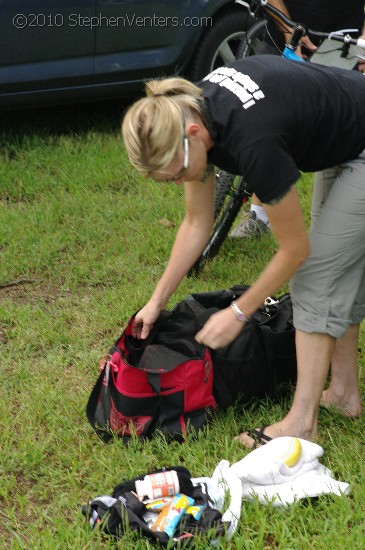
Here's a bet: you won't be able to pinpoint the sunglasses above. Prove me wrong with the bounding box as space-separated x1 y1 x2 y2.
183 133 189 170
170 116 189 181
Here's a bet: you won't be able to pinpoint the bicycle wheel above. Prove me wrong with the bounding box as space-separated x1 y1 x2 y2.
214 169 237 217
236 19 268 59
188 175 251 277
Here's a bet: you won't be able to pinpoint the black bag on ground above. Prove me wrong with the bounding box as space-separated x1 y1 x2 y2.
82 466 227 547
172 285 297 409
86 285 296 443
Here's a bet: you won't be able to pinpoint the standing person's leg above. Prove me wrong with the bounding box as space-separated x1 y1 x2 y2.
237 331 335 445
314 162 364 418
250 195 270 226
322 324 363 418
229 193 271 238
274 331 335 440
237 153 365 446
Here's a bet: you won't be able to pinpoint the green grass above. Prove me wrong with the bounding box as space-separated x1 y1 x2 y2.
0 102 364 549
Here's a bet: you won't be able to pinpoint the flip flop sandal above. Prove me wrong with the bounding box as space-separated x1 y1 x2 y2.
247 426 272 448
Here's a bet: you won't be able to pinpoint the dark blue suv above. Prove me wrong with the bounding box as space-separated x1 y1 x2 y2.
0 0 253 108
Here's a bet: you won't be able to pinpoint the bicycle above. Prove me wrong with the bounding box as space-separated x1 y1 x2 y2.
188 0 365 277
188 171 252 276
236 0 365 67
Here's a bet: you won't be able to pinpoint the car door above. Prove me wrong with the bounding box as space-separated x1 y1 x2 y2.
94 0 204 85
0 0 95 94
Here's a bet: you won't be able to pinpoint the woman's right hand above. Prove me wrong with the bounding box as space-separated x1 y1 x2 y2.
131 301 162 340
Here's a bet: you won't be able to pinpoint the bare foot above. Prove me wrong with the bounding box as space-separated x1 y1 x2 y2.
321 389 363 418
235 421 318 449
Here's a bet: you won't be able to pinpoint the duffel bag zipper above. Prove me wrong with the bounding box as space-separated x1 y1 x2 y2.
103 355 119 391
204 359 211 383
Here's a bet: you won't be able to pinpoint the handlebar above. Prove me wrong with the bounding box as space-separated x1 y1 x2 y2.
330 34 365 49
235 0 365 51
236 0 304 34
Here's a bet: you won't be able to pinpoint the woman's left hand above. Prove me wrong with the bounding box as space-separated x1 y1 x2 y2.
195 307 245 349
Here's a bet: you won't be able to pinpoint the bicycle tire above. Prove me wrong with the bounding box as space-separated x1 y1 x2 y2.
214 170 237 217
188 176 251 277
236 19 268 59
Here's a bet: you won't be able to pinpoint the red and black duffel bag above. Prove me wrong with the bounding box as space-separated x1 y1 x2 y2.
86 285 297 444
86 308 216 443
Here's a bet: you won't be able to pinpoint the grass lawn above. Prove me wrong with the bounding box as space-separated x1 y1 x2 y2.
0 102 364 549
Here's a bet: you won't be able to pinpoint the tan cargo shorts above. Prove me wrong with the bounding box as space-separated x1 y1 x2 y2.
291 150 365 338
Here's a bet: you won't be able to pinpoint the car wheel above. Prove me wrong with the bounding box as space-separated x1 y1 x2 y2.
189 10 254 81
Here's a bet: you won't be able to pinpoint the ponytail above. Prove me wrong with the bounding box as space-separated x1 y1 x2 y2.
145 78 202 99
122 77 203 176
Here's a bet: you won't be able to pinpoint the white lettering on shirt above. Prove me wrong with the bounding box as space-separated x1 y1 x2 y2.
203 67 265 109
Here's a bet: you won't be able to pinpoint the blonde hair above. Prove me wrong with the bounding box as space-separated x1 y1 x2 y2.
122 77 203 176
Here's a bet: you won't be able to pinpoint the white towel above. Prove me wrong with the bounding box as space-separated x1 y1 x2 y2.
229 437 350 507
191 438 350 539
240 466 350 506
230 437 323 485
192 460 243 540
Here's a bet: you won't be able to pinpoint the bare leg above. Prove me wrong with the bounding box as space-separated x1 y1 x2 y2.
251 194 262 207
237 330 336 447
321 324 363 417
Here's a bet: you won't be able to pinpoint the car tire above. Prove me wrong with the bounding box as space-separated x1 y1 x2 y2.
189 10 253 81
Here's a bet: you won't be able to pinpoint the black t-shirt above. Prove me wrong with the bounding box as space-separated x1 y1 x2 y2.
286 0 364 31
202 56 365 203
269 0 364 49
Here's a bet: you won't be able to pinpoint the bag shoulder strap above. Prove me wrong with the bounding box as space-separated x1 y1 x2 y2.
184 294 207 316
